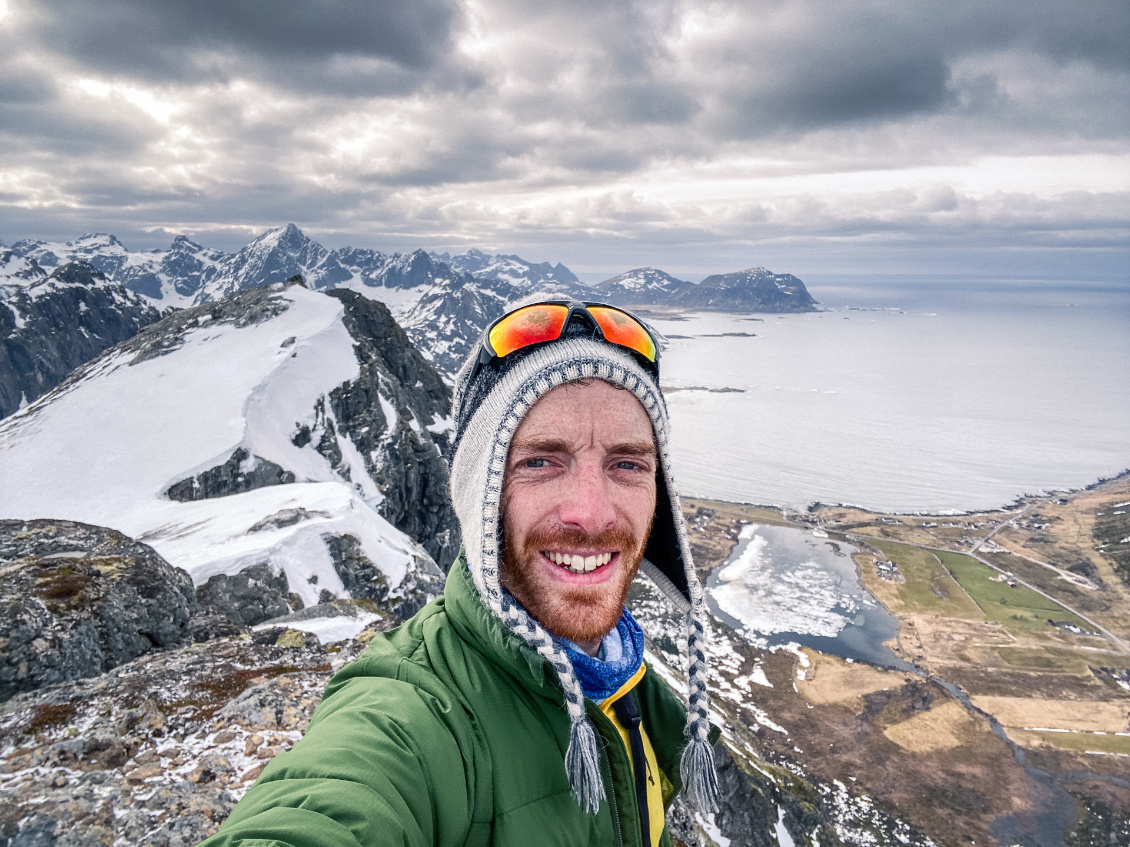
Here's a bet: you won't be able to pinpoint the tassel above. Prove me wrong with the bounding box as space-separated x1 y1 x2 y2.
565 717 605 814
680 735 720 813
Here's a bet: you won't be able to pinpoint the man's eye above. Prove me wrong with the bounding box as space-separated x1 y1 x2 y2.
524 457 549 468
614 460 641 471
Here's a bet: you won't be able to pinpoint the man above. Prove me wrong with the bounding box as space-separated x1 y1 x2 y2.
200 300 717 846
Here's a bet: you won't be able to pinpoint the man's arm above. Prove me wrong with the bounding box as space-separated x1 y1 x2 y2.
197 674 475 847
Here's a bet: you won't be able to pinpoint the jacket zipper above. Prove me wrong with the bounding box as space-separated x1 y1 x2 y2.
599 735 624 846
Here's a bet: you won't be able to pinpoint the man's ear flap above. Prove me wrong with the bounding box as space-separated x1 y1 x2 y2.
643 471 690 603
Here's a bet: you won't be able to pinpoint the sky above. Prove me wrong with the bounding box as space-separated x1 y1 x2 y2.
0 0 1127 279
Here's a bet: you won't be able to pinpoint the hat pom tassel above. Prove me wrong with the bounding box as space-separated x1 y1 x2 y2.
565 717 605 815
680 735 720 813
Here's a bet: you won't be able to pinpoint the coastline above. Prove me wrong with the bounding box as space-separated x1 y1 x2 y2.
681 469 1130 846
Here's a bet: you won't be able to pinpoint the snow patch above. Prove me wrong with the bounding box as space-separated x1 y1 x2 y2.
775 806 795 847
695 812 730 847
253 611 381 644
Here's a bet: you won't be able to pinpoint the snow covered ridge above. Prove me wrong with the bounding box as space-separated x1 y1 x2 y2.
0 280 455 626
4 225 819 376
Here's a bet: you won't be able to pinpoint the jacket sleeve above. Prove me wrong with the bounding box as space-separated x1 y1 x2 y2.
196 672 475 847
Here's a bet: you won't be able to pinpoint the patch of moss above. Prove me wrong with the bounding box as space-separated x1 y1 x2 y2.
27 700 78 732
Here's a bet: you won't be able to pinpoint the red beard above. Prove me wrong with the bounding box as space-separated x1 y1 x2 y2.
500 524 649 644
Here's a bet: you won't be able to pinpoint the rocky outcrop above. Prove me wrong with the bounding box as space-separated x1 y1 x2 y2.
0 519 196 703
194 563 295 629
325 533 444 620
0 262 162 419
324 289 459 567
397 272 529 379
166 448 296 502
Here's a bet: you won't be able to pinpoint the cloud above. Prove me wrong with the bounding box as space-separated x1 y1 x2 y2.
0 0 1126 277
17 0 462 78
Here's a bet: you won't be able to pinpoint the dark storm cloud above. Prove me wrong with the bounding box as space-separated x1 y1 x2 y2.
694 1 1129 138
0 0 1126 278
17 0 461 80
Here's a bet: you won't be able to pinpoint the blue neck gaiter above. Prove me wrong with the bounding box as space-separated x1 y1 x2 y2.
555 608 645 703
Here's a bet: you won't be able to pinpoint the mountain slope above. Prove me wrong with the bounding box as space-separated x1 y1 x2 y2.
0 262 162 419
0 280 454 616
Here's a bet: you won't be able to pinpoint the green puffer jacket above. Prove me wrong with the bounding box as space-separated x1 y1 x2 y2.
199 556 690 846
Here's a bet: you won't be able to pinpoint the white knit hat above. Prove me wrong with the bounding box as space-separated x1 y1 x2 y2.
448 313 719 815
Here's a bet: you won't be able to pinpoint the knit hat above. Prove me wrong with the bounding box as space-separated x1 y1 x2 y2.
449 304 719 815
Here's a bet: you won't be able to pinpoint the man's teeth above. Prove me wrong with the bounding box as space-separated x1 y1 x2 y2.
548 551 613 573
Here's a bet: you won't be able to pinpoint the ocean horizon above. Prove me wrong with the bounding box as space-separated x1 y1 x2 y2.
651 274 1130 514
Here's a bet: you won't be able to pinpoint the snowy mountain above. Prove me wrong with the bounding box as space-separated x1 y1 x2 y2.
678 267 818 312
196 224 356 303
0 262 162 419
433 247 583 289
115 235 230 308
2 226 819 392
590 267 696 305
0 280 455 626
9 233 134 279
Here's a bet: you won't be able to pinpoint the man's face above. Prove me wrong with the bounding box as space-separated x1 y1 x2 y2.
501 379 657 654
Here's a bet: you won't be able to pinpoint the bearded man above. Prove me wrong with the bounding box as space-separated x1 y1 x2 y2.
200 300 718 847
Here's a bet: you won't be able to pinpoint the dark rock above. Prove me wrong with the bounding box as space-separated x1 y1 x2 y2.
0 262 161 419
0 519 196 703
710 743 792 847
325 534 390 604
247 508 330 533
166 447 296 502
323 533 443 619
188 611 250 643
194 563 294 628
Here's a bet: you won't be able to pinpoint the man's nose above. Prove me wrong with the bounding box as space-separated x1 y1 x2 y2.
557 463 617 534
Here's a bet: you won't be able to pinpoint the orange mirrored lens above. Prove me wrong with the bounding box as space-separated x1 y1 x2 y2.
587 306 657 362
487 303 569 358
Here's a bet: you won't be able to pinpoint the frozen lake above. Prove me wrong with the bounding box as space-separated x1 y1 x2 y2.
651 275 1130 513
706 523 911 668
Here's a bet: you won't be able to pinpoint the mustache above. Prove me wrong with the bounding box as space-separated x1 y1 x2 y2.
518 526 641 555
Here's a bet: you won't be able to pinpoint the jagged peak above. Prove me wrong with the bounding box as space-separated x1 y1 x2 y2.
169 234 206 251
249 223 309 250
71 233 126 250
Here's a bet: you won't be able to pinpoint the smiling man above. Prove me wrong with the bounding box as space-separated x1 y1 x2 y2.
200 301 717 847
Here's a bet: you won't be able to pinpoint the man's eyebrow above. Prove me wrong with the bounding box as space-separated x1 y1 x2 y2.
510 437 572 454
509 438 656 456
611 441 657 457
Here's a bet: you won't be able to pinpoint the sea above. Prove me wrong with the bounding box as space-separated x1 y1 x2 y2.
649 274 1130 514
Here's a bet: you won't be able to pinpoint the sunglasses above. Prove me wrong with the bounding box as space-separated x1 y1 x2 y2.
472 301 660 381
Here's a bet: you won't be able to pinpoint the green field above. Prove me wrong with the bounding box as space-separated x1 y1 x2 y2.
872 541 1088 637
938 552 1091 634
870 540 983 618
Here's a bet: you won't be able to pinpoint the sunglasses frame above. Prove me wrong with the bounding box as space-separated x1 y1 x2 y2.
471 300 661 383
